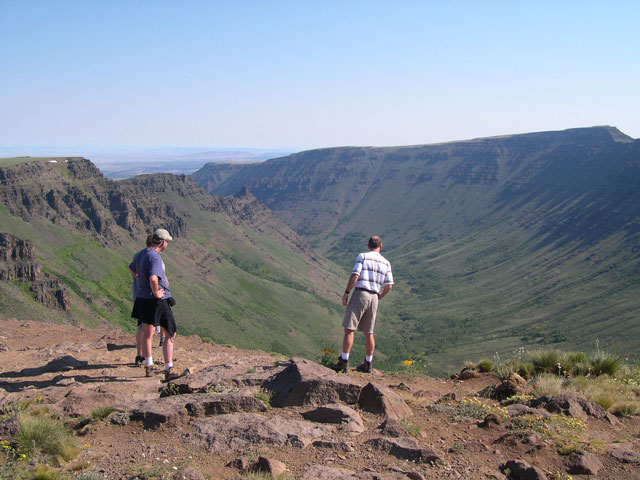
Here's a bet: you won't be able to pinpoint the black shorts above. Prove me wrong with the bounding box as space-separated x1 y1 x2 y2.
131 298 177 337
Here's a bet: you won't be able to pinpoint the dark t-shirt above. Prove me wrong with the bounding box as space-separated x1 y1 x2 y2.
129 248 172 300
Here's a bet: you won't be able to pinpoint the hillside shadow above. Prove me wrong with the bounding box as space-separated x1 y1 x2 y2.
107 343 136 352
0 374 135 393
0 355 120 379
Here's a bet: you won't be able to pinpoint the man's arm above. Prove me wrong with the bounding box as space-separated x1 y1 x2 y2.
378 284 392 300
342 274 359 306
149 275 165 299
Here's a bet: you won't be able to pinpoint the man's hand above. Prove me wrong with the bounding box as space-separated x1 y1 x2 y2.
342 292 349 307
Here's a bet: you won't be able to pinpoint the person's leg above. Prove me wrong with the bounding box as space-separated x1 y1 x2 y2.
136 324 144 356
142 323 155 362
161 327 174 368
342 328 355 357
364 332 375 357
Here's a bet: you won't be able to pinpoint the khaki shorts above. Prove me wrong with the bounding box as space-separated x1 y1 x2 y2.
342 289 379 333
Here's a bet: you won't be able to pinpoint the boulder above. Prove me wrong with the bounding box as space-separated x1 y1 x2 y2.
529 394 606 420
185 393 268 416
365 436 441 463
378 418 410 438
491 374 527 400
500 460 548 480
358 382 413 420
566 450 603 475
312 438 355 452
605 443 640 464
255 456 288 478
131 394 197 429
301 466 407 480
302 403 365 433
264 357 365 407
193 413 333 452
166 362 287 395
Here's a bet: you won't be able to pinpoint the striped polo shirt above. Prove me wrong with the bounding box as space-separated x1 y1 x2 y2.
352 251 394 294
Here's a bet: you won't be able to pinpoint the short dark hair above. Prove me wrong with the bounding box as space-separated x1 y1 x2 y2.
368 236 382 249
149 234 165 248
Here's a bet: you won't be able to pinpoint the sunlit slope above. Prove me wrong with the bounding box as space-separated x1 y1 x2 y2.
0 157 346 360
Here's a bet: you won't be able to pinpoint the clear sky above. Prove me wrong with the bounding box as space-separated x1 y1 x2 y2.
1 0 638 152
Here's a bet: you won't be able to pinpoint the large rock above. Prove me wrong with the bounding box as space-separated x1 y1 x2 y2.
301 466 407 480
164 362 286 395
264 357 365 407
378 418 410 438
529 394 606 420
255 456 288 478
193 413 333 452
491 374 527 400
566 450 603 475
312 438 355 452
605 443 640 464
365 436 441 463
500 460 548 480
184 393 268 416
358 382 413 420
130 394 195 429
131 392 267 428
302 403 365 433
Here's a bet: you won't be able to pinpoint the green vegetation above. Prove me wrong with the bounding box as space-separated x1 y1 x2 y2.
15 415 79 462
90 406 116 420
253 389 274 408
470 347 640 414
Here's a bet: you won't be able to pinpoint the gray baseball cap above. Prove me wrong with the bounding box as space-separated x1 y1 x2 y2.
154 228 173 241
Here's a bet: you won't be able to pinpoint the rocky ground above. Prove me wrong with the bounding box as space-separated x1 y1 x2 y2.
0 319 639 480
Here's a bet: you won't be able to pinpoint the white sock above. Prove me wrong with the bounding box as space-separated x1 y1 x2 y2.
165 363 173 371
145 357 153 367
342 352 349 361
366 355 373 363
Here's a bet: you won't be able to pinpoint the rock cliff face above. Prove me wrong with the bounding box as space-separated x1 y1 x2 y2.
0 233 40 282
0 158 312 256
0 233 69 311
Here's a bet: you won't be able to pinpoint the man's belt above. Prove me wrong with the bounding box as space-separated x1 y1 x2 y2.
355 287 378 295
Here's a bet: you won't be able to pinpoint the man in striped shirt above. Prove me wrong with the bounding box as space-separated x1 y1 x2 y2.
332 235 393 373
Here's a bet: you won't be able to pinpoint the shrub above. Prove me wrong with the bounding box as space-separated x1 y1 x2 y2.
611 402 639 417
528 349 566 375
91 406 116 420
253 389 274 408
22 465 66 480
531 373 569 397
16 415 79 462
476 359 494 373
589 351 622 377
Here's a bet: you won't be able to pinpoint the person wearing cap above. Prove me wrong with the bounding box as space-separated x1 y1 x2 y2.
332 235 393 373
130 228 180 381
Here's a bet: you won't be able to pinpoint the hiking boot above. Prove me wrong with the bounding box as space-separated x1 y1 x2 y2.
331 356 349 373
144 364 156 377
164 369 181 382
356 359 372 373
135 355 145 366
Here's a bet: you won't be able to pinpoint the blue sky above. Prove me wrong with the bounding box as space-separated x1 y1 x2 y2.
1 1 638 152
